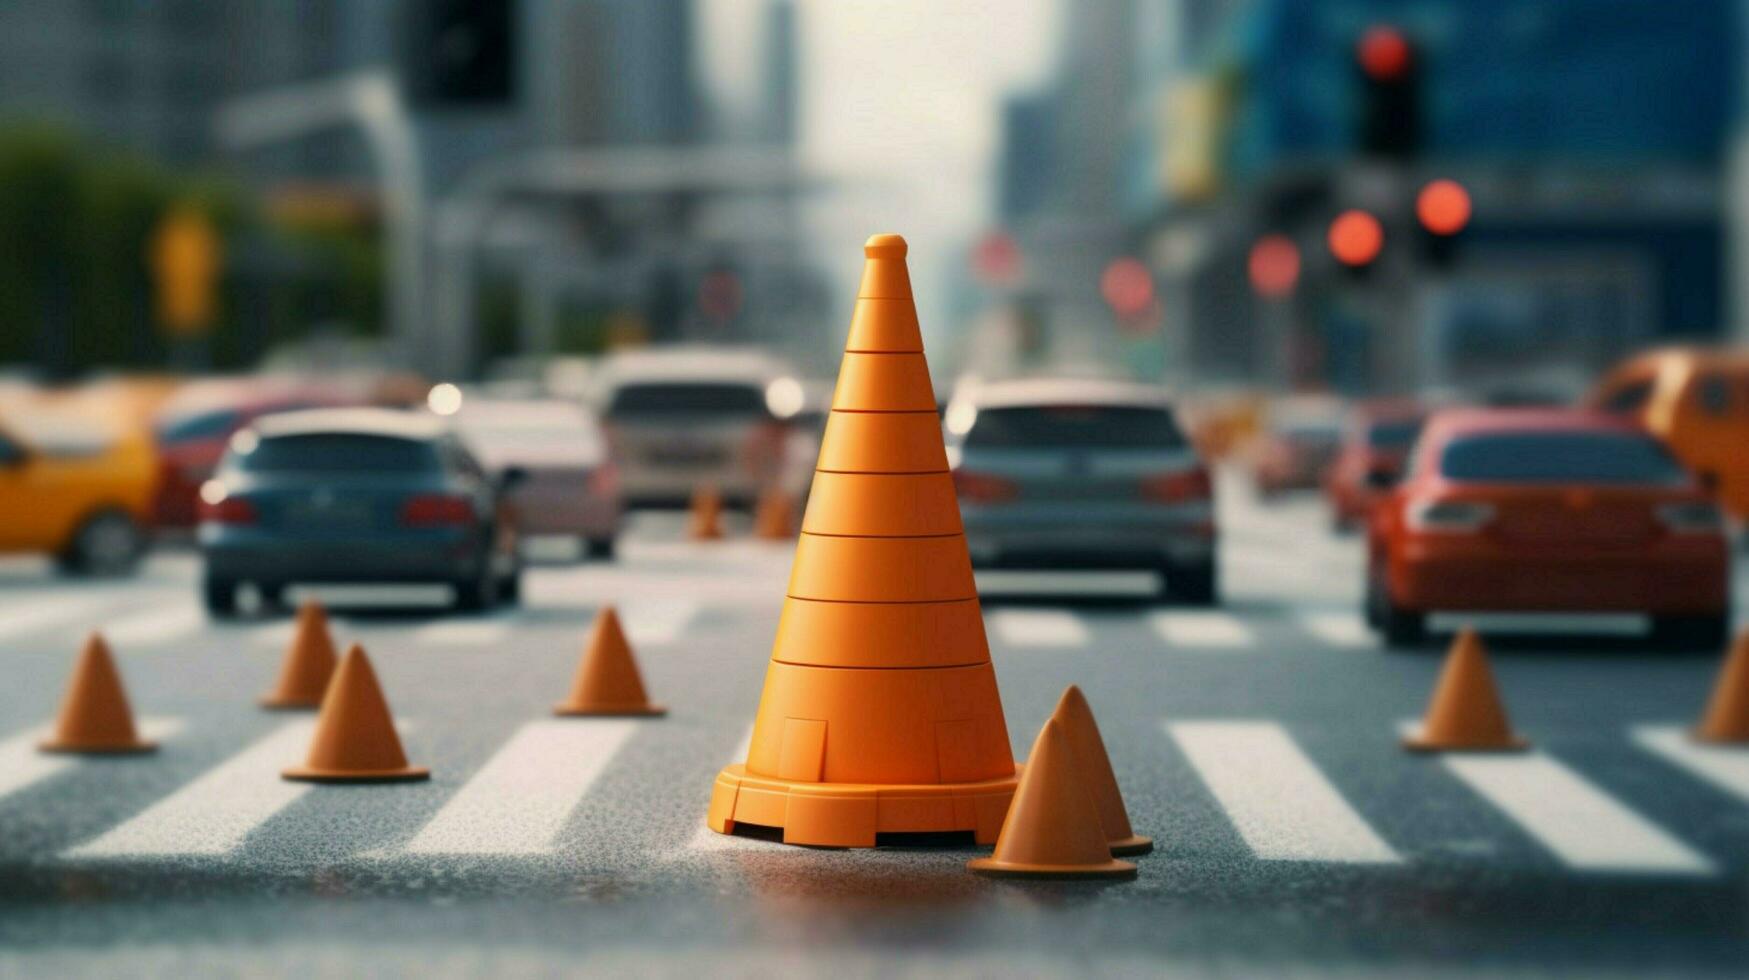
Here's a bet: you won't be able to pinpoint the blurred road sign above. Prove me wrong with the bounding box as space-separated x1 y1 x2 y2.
150 208 221 337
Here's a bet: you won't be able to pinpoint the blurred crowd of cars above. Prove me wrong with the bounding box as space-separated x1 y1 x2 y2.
0 343 1743 643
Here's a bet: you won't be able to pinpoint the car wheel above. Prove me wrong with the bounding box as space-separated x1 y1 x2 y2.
1380 599 1427 648
454 563 499 612
584 536 617 561
1651 614 1728 653
1163 560 1218 606
203 575 240 618
58 510 145 577
497 569 522 606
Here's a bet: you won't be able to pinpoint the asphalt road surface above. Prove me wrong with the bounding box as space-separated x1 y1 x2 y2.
3 481 1748 977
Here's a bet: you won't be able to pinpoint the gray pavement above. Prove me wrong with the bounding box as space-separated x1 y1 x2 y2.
2 488 1748 977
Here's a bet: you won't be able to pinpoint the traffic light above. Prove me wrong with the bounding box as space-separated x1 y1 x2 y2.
1355 25 1420 160
405 0 516 107
1328 210 1384 273
1415 178 1471 266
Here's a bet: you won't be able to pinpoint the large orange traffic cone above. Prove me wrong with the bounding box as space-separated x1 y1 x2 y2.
1403 628 1527 752
1695 630 1749 743
752 485 796 540
283 644 428 783
688 484 724 541
259 601 339 710
968 718 1137 880
1049 686 1151 856
707 234 1019 848
554 605 666 717
39 633 155 754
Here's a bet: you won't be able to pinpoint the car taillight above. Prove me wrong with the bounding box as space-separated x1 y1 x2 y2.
197 483 257 526
1140 467 1212 504
1657 501 1724 535
400 494 475 527
589 461 620 499
953 470 1019 504
1406 499 1495 533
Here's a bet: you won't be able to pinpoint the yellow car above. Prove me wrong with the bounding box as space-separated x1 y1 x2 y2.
0 405 156 574
1588 347 1749 520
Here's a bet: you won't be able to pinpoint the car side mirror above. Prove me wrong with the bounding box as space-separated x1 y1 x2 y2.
499 465 529 491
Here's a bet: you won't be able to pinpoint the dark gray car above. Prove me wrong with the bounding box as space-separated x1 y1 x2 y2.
196 408 522 616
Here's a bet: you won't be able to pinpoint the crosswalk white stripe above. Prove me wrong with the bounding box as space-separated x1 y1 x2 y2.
987 609 1089 648
101 604 205 647
1632 724 1749 806
1299 611 1373 649
619 600 699 645
1430 741 1712 875
1168 720 1400 864
64 721 315 858
0 595 107 642
399 719 636 856
0 717 185 804
411 618 512 646
1151 612 1253 649
684 724 765 854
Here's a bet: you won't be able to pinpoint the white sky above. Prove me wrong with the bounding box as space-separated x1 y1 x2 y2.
700 0 1063 344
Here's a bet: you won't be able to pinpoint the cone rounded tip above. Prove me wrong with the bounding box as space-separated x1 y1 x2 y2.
864 233 907 257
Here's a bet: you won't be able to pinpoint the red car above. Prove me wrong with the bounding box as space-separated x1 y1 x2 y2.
1326 402 1427 532
152 378 354 530
1366 408 1729 649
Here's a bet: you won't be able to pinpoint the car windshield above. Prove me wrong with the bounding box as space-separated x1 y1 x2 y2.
607 382 767 417
965 405 1186 450
1367 419 1424 448
230 434 441 474
1439 431 1688 484
156 408 241 444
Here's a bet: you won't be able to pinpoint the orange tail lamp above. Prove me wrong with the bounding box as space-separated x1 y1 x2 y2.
706 234 1020 847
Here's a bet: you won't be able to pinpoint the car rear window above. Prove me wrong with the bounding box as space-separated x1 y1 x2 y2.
607 383 767 417
231 434 441 474
1439 431 1687 484
157 409 241 444
965 405 1186 450
1367 419 1424 448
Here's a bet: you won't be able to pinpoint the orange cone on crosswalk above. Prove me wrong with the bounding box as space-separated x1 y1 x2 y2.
1695 630 1749 743
1048 685 1151 856
283 644 428 783
968 717 1137 880
259 601 339 710
706 234 1020 848
752 485 796 540
1403 628 1527 752
688 484 724 541
39 633 155 754
554 605 666 717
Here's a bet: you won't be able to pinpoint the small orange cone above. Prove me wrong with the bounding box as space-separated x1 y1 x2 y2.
283 644 428 783
1695 630 1749 743
259 601 339 710
1403 627 1527 752
688 484 724 541
752 485 796 540
1049 686 1151 856
968 717 1136 880
39 633 155 754
554 605 666 717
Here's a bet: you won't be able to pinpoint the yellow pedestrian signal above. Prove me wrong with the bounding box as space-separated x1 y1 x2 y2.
150 207 220 336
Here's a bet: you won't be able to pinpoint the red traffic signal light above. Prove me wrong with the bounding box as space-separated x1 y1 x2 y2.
1416 179 1472 236
1100 258 1154 318
1328 210 1384 268
1357 26 1412 81
1247 235 1300 299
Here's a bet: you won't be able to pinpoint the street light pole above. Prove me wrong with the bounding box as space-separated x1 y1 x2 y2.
214 71 428 375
